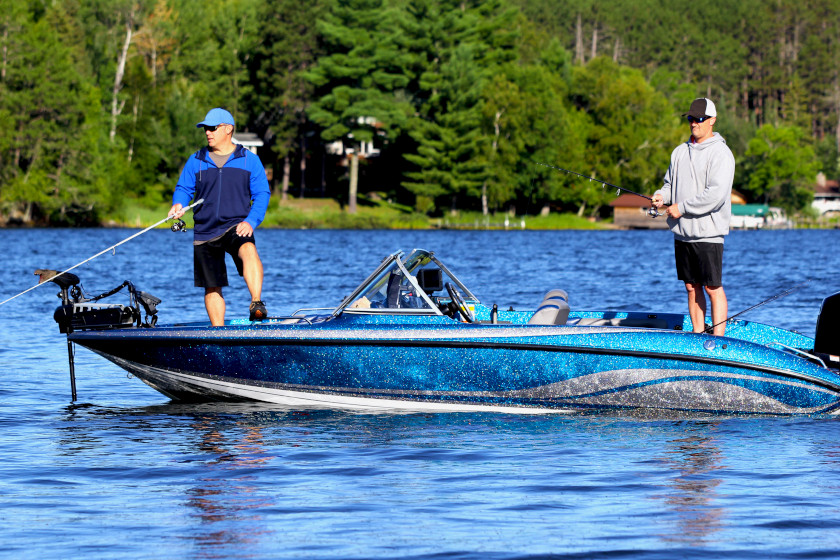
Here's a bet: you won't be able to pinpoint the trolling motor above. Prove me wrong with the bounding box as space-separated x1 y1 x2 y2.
47 273 161 334
40 271 161 402
0 202 203 401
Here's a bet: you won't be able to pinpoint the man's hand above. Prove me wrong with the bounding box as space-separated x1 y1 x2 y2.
236 221 254 237
651 193 664 208
168 203 185 219
666 204 682 219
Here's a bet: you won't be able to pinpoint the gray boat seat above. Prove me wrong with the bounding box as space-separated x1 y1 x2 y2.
528 289 570 325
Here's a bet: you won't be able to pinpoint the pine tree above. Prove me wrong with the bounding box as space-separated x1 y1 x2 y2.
400 0 519 214
0 3 108 225
306 0 413 212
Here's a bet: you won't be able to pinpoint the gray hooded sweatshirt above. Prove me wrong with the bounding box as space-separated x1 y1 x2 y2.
654 132 735 244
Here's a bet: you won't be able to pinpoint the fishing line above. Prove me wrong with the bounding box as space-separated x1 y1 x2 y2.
535 162 662 217
0 199 204 308
705 279 811 333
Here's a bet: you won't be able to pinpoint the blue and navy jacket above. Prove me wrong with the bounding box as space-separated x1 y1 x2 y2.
173 144 270 241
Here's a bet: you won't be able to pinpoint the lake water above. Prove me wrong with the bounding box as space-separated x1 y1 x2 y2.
1 227 839 559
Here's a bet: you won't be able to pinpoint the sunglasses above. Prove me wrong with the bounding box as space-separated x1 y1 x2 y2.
686 115 712 124
202 124 227 132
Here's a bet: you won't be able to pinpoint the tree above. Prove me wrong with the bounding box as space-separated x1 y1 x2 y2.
568 57 682 216
404 43 488 214
306 0 413 212
503 47 592 217
400 0 519 214
0 3 111 224
742 124 819 212
250 0 326 201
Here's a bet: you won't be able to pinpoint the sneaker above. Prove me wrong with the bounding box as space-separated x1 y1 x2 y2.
249 300 267 321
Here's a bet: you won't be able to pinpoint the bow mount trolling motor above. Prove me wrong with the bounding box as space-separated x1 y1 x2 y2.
39 270 162 401
45 271 162 334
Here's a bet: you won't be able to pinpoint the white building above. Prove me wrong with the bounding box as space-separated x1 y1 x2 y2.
232 132 264 155
813 172 840 215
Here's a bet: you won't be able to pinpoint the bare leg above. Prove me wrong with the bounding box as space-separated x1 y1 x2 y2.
685 282 707 333
239 242 264 303
205 287 225 326
705 285 728 336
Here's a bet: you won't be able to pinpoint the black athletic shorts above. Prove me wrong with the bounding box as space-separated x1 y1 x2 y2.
674 240 723 286
193 227 256 288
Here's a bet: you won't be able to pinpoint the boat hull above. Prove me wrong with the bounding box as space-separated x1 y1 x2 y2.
73 323 840 415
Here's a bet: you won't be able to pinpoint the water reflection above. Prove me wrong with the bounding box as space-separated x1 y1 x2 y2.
184 417 275 557
654 424 726 546
813 424 840 542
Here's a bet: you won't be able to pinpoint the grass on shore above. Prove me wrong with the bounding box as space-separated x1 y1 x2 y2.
437 211 605 230
109 197 609 230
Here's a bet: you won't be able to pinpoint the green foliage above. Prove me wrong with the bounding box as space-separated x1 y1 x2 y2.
400 0 519 214
250 0 325 159
0 3 115 224
306 0 412 143
567 57 682 215
263 197 430 228
1 0 838 227
742 124 819 212
816 136 839 179
439 210 601 230
404 43 489 212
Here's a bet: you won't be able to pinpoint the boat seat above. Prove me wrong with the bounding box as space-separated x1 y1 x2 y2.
528 289 570 325
575 317 669 329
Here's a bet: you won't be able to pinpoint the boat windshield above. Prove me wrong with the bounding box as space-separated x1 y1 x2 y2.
333 249 478 316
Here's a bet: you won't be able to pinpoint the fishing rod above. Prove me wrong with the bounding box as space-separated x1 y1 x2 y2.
0 199 204 308
536 162 662 217
705 279 811 334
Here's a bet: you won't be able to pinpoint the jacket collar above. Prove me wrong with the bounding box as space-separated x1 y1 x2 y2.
196 143 247 163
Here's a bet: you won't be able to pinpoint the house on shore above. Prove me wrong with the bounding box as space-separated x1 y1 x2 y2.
813 172 840 216
609 194 669 229
610 191 790 229
233 132 264 155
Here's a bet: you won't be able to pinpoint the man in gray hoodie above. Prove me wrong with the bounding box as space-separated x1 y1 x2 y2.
652 98 735 336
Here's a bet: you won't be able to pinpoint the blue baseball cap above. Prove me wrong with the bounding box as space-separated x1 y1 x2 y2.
196 108 235 128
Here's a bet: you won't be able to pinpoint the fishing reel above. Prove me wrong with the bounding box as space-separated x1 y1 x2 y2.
647 207 664 218
170 218 187 232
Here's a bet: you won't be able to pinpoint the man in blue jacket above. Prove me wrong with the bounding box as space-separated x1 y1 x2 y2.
169 108 271 326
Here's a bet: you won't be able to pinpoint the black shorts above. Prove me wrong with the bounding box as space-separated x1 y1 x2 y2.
674 240 723 286
193 228 256 288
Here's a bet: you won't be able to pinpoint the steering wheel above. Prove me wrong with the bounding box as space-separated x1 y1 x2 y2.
445 282 475 323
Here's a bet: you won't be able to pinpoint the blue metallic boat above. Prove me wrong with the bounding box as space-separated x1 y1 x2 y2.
50 248 840 414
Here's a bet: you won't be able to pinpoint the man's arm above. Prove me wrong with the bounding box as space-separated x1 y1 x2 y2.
172 154 199 215
241 153 271 232
652 149 678 209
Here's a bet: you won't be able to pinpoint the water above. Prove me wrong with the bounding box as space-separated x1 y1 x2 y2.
1 228 839 559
